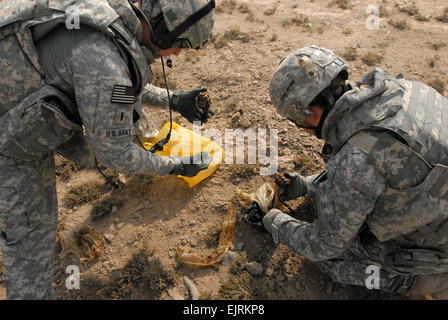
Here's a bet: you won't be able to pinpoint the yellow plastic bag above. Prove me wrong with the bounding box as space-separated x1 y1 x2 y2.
143 122 223 188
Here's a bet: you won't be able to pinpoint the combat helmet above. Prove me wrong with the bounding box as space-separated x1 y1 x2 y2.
136 0 215 50
269 45 348 127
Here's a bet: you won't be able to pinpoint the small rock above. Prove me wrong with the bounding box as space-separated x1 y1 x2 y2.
111 206 118 215
222 251 238 266
266 268 274 277
189 221 196 227
113 217 119 224
235 242 245 251
103 233 114 243
183 276 199 300
181 238 188 246
246 261 263 276
294 280 301 291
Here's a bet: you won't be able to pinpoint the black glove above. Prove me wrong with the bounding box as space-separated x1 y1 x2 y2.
170 152 212 177
275 172 308 201
171 88 215 124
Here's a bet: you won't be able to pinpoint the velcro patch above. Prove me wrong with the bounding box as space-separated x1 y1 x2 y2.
111 85 135 104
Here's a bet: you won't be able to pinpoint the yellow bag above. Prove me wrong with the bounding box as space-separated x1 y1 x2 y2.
143 122 223 188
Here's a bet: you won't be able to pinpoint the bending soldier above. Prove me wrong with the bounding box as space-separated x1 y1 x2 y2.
267 45 448 298
0 0 215 299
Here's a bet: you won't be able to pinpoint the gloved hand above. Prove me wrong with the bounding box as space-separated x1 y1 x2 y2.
171 88 215 124
275 172 308 201
170 152 213 177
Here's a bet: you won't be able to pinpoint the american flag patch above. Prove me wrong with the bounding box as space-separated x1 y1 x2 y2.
111 85 135 104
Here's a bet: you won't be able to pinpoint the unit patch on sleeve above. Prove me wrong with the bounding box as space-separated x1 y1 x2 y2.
111 85 135 104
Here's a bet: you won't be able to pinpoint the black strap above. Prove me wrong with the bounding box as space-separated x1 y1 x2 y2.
155 0 215 49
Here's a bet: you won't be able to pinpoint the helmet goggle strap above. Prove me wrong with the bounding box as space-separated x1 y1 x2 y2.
153 0 216 50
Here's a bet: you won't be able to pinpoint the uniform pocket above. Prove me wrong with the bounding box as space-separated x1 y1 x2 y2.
0 97 81 160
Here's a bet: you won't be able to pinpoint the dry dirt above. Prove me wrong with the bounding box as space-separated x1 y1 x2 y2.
1 0 447 300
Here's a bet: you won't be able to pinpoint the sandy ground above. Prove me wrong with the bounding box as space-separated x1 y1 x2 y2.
1 0 447 300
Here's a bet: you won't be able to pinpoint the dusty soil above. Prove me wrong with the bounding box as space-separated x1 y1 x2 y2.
1 0 447 300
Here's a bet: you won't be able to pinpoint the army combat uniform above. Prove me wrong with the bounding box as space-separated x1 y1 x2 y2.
265 65 448 297
0 0 183 299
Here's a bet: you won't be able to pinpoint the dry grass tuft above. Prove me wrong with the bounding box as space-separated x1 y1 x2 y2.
396 1 419 16
388 19 410 30
342 47 358 61
436 8 448 23
427 78 446 95
63 181 104 208
328 0 353 10
361 51 384 66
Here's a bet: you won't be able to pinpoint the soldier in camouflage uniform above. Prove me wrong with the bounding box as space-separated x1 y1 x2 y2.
266 45 448 298
0 0 215 299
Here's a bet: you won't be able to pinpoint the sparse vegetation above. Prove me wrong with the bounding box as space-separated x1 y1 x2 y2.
342 27 353 35
328 0 353 10
216 253 253 300
293 153 319 176
223 26 253 43
128 174 156 196
379 5 390 18
343 47 358 62
415 13 431 22
361 51 384 66
427 55 440 68
396 1 419 16
388 19 410 30
151 65 178 89
231 164 257 180
237 3 250 14
431 41 447 51
80 250 175 300
90 197 123 220
427 78 446 95
63 181 103 208
264 6 277 16
282 14 311 28
436 8 448 23
55 156 80 181
216 0 237 14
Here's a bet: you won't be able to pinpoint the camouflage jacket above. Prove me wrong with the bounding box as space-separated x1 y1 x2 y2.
264 68 448 275
0 0 175 174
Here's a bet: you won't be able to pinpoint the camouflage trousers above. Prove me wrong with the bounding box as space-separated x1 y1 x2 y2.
314 250 416 295
0 153 57 299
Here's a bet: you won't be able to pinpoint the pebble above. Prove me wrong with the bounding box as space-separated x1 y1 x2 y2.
184 276 200 300
235 242 245 251
222 251 238 266
103 233 114 243
246 261 263 276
